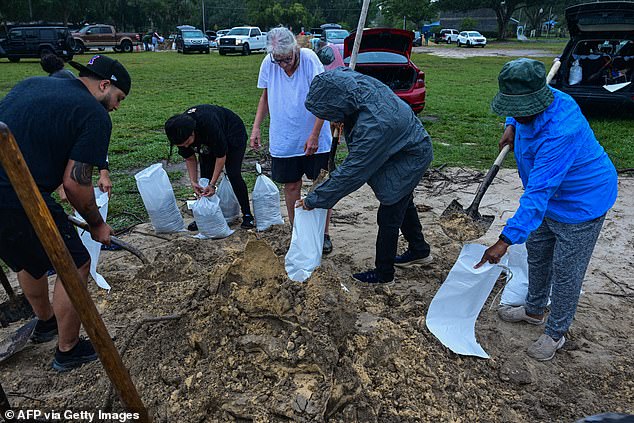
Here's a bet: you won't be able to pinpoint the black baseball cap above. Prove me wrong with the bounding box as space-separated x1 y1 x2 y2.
69 55 131 95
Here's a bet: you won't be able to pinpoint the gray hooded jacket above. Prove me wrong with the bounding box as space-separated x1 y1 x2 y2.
304 68 433 209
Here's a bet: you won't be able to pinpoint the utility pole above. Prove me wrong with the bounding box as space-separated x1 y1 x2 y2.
202 0 206 32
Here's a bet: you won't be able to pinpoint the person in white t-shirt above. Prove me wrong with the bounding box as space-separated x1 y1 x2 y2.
250 27 334 254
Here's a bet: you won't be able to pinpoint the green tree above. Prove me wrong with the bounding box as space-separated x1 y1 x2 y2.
437 0 523 39
378 0 436 30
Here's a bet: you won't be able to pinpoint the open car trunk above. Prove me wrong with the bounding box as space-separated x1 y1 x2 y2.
353 65 416 91
564 38 634 87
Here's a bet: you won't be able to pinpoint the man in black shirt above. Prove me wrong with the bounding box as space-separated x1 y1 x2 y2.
0 54 131 372
165 105 255 229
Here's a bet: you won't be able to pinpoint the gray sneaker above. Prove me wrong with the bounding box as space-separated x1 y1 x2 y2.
527 334 565 361
498 305 544 325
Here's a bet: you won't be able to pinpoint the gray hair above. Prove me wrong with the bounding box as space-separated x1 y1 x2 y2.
266 27 297 56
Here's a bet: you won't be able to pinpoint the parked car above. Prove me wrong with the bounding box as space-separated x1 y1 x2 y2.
175 26 209 54
457 31 487 47
340 28 426 113
213 29 230 49
0 25 74 62
217 26 266 55
437 28 459 44
549 1 634 110
72 24 140 53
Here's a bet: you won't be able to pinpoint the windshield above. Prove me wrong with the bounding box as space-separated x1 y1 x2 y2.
183 30 204 38
77 26 92 34
325 30 349 42
468 32 482 37
228 28 250 36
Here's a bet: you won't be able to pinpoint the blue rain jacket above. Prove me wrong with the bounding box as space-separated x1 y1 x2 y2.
303 68 433 209
501 88 617 244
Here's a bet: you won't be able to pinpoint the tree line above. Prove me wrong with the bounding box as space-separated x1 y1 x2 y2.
1 0 589 39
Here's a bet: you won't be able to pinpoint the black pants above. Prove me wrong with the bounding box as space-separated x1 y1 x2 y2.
375 192 430 281
199 143 251 216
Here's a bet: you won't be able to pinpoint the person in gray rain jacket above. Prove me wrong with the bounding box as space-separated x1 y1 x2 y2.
297 67 434 284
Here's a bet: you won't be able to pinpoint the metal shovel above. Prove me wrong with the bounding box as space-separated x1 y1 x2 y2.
439 145 510 241
0 267 34 327
0 318 36 363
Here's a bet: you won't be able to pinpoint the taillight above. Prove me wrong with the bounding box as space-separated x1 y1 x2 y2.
414 71 425 88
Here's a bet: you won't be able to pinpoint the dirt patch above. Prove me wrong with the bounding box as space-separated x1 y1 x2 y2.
0 169 632 422
413 45 557 59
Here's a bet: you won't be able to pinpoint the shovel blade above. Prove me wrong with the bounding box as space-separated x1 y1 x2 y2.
0 294 35 327
440 199 495 242
0 318 36 363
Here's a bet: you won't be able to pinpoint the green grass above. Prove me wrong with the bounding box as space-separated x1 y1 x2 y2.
1 48 633 230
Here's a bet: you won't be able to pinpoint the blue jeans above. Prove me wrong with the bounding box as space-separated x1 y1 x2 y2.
525 215 606 340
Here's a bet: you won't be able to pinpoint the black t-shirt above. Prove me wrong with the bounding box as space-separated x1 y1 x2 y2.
176 104 247 160
0 76 111 208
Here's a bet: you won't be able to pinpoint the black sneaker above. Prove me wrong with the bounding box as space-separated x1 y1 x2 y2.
352 269 394 285
31 315 58 343
241 214 255 229
394 250 433 268
187 221 198 231
322 234 333 255
52 338 98 372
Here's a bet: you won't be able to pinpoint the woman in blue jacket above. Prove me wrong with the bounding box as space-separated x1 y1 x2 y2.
477 59 618 361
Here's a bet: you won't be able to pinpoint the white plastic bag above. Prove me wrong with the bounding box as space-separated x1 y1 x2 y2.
74 188 111 291
192 178 234 239
499 243 529 306
285 207 327 282
426 244 507 359
135 163 185 233
569 59 582 85
252 163 284 231
217 175 241 224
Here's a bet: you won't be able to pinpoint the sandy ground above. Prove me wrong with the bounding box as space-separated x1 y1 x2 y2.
412 45 558 59
0 167 632 422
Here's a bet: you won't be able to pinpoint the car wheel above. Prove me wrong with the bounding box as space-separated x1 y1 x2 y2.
467 41 471 47
74 42 85 54
242 43 250 56
457 41 461 47
204 48 210 54
447 39 451 44
8 56 20 63
121 40 133 53
219 49 226 55
113 46 122 53
39 48 54 58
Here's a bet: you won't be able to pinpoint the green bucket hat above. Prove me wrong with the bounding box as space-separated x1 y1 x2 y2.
491 58 554 117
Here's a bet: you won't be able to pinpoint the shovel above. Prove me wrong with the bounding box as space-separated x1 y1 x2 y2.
439 145 510 241
0 267 34 327
0 318 36 363
67 215 149 265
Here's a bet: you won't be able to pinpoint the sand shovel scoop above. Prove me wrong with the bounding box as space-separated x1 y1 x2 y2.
440 145 510 241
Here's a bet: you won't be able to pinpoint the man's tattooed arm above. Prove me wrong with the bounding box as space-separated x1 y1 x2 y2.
70 161 93 186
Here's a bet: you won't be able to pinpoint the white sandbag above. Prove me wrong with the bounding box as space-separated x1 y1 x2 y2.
217 175 241 224
285 207 327 282
74 188 111 291
252 163 284 231
426 244 508 359
135 163 185 233
192 179 234 239
500 243 529 306
568 59 582 85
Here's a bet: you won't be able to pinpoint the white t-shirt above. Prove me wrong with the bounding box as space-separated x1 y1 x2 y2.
257 48 332 158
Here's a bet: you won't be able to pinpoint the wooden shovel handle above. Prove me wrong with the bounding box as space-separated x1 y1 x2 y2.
0 123 149 421
466 144 510 218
